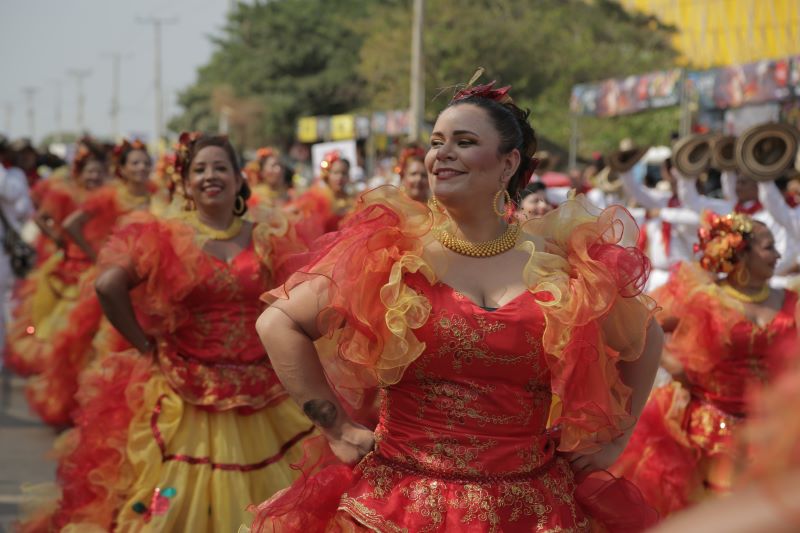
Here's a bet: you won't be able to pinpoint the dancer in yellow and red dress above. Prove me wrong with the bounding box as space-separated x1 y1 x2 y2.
245 146 295 210
245 79 663 532
611 211 798 519
25 139 155 426
20 133 315 533
288 150 355 242
4 142 108 377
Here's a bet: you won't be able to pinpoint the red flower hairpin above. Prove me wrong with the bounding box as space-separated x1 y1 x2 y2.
452 81 513 105
320 150 341 171
174 131 202 177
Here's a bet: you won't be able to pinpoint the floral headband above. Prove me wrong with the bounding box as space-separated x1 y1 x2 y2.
72 144 98 177
173 131 203 178
395 146 426 175
111 138 148 178
320 150 341 172
695 211 754 273
256 147 278 161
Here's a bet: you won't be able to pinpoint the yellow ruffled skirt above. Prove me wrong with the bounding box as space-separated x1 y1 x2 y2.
61 372 314 533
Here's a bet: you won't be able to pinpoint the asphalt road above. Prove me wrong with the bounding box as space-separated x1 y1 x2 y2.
0 368 57 533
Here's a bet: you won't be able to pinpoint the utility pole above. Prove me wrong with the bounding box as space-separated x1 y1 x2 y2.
3 103 12 135
51 79 64 142
68 68 92 134
138 16 178 150
408 0 425 142
103 52 132 140
22 87 38 140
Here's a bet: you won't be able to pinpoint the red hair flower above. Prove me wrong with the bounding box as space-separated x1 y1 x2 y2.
452 80 513 104
694 211 754 273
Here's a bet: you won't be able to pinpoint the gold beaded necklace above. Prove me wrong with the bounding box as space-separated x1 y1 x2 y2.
435 221 520 257
184 212 243 241
721 281 770 303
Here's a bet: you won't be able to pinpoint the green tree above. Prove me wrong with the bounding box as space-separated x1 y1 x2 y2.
171 0 680 156
169 0 377 148
356 0 680 158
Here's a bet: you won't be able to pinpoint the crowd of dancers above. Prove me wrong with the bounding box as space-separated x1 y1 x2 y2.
1 76 799 532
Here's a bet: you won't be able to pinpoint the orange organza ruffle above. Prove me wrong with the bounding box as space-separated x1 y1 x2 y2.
25 273 103 426
265 187 655 453
264 187 434 398
521 197 657 452
651 262 744 374
80 185 127 250
99 209 302 336
97 211 203 336
18 351 154 532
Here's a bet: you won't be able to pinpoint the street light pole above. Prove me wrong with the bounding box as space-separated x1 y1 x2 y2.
68 68 92 134
22 87 37 140
408 0 425 142
138 16 178 151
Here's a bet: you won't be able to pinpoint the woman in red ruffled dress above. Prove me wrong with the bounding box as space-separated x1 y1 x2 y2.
20 133 315 533
245 80 664 532
288 150 355 241
396 144 430 203
4 143 108 376
651 355 800 533
611 211 798 519
245 146 295 211
24 139 155 426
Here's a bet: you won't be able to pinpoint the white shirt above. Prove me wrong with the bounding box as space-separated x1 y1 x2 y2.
675 169 797 277
620 167 699 273
0 165 33 239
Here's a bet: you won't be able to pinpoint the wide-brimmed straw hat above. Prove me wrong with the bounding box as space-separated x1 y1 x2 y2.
607 138 650 173
672 133 716 177
709 134 738 171
735 123 800 181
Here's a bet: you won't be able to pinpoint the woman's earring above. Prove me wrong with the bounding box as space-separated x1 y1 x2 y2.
493 188 513 218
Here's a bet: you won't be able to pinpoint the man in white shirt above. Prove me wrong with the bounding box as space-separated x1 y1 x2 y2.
621 160 700 291
0 140 34 356
676 169 798 287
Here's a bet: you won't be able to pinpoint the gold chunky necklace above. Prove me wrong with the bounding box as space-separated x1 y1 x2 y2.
435 221 520 257
184 212 243 240
721 282 770 303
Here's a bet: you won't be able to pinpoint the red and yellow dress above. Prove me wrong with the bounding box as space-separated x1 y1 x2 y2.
287 183 354 244
611 263 799 518
21 210 315 533
25 182 152 426
246 187 658 532
4 180 85 376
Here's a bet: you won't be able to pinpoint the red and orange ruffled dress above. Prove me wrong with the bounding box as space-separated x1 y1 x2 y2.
4 180 85 376
611 263 799 518
21 210 315 533
247 187 658 532
25 183 152 426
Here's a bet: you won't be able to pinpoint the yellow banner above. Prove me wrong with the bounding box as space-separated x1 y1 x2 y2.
331 114 355 141
297 117 318 143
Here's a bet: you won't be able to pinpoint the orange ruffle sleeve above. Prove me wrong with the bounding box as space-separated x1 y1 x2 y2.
97 211 204 335
651 262 743 374
521 196 658 452
264 187 435 401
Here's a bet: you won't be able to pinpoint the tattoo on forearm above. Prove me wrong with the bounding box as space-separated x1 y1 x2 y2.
303 399 338 428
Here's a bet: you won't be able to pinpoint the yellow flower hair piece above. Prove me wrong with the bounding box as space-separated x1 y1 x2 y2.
694 211 754 273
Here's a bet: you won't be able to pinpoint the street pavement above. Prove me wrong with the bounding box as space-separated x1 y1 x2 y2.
0 368 56 532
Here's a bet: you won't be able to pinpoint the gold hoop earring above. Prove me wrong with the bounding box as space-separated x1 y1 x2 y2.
734 267 750 286
493 189 512 218
233 194 247 216
183 195 195 211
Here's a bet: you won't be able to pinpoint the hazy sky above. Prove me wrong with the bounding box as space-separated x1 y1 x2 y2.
1 0 232 144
